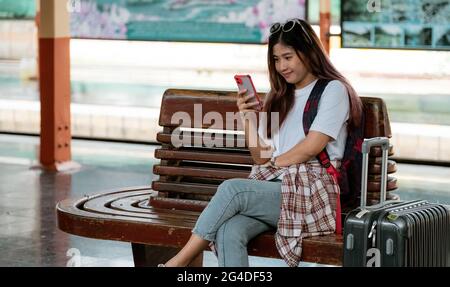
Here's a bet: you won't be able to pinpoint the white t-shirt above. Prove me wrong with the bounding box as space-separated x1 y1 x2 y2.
258 79 349 161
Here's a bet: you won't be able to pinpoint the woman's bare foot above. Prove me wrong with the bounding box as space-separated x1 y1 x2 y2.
163 256 190 267
161 233 210 267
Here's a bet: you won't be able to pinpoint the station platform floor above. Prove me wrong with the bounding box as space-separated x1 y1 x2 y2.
1 134 449 267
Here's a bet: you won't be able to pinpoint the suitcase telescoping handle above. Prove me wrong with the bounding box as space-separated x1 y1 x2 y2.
360 137 390 209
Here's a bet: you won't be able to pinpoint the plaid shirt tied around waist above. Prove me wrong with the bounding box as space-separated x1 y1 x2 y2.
248 161 340 267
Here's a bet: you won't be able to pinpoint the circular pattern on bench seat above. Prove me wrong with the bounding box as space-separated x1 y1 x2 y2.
56 186 343 265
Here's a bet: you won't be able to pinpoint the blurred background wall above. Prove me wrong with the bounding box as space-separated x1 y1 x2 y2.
0 0 449 163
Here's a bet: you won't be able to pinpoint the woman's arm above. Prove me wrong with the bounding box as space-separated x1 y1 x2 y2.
242 114 273 165
274 131 331 167
236 90 272 165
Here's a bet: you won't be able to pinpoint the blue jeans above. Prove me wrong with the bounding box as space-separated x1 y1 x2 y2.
192 178 282 267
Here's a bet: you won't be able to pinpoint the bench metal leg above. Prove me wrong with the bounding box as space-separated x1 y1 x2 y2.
131 243 203 267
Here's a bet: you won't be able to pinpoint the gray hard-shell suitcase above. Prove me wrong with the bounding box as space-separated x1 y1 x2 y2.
343 137 450 267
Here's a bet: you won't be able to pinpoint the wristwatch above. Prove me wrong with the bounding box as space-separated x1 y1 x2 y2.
270 157 276 166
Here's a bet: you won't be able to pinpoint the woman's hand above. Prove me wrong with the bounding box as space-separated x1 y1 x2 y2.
260 157 277 168
237 88 270 164
237 89 261 116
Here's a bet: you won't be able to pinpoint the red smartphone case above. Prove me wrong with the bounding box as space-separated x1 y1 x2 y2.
234 74 263 111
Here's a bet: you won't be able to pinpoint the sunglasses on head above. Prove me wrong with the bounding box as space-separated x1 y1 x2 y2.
269 19 312 44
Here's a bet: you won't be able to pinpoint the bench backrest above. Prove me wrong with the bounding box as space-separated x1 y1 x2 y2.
152 89 398 210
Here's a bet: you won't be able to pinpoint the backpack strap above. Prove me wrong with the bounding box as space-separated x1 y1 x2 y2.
303 78 342 234
302 79 330 134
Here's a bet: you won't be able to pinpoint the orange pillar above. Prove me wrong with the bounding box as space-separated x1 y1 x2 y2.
35 0 40 80
38 0 78 171
319 0 331 54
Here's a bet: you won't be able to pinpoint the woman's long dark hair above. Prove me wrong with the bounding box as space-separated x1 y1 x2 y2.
265 19 363 138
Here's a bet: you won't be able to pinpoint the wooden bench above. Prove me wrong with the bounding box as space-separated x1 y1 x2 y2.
57 89 398 267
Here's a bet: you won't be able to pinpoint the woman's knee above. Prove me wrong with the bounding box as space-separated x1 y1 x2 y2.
216 178 246 197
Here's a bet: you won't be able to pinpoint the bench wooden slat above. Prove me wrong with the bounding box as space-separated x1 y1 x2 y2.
156 132 395 157
154 156 395 176
370 157 394 164
368 176 398 191
156 132 248 150
370 144 394 157
154 175 401 203
153 165 250 180
367 191 399 200
155 148 396 171
155 148 253 165
369 160 397 174
109 195 205 218
369 173 396 181
152 181 217 195
150 197 208 212
153 171 396 192
153 162 396 181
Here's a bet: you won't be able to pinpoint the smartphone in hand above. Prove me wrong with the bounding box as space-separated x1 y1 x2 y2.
234 74 263 111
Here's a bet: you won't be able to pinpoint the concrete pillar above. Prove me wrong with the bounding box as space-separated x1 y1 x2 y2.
38 0 78 171
319 0 331 54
